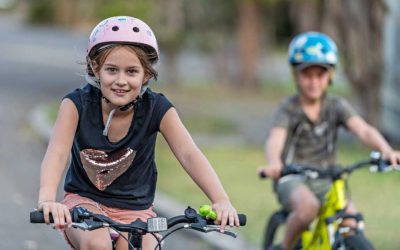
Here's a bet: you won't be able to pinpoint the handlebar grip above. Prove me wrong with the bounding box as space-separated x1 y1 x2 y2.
238 214 247 226
259 171 268 179
30 210 53 223
199 205 247 226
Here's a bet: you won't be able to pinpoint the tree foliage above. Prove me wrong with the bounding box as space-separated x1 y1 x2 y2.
25 0 389 122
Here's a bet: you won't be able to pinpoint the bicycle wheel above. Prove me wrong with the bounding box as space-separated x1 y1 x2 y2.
262 210 287 250
343 234 374 250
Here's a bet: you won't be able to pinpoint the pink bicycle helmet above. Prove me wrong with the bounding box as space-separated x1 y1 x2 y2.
86 16 159 63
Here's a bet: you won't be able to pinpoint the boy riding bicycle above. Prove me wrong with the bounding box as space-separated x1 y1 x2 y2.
257 31 400 250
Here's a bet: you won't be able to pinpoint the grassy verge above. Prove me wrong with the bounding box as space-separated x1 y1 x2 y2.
156 140 400 248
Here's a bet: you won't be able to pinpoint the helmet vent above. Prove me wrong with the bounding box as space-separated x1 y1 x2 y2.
112 26 119 31
133 27 140 32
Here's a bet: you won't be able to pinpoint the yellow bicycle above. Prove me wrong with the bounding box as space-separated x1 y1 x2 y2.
261 152 394 250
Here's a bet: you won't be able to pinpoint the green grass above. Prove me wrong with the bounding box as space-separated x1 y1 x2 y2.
180 114 239 135
47 102 59 123
156 140 400 249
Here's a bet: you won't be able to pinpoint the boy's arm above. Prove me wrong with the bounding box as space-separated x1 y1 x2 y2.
258 127 287 180
159 108 239 229
346 116 400 164
266 127 287 166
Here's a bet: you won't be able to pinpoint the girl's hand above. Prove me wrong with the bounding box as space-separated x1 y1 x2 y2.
37 201 72 229
212 200 240 232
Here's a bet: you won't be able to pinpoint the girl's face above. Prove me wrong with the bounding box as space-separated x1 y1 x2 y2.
296 65 331 102
93 46 149 107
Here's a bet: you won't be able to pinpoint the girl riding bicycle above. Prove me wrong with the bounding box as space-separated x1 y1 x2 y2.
36 16 240 250
257 31 400 250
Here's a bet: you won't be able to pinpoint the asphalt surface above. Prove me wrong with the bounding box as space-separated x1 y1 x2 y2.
0 11 216 250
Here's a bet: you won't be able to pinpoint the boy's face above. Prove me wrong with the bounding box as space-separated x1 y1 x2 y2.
295 65 331 102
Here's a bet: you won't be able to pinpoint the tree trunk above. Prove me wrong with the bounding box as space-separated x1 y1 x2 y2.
213 35 231 86
163 50 180 85
324 0 387 127
289 0 322 32
237 0 262 88
155 0 184 86
55 0 78 26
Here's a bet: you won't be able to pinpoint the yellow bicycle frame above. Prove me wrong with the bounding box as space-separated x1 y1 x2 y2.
301 179 347 250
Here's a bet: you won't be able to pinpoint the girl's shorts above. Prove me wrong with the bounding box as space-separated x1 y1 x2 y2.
60 192 157 249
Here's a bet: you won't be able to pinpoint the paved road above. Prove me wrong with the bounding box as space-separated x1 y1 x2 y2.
0 11 215 250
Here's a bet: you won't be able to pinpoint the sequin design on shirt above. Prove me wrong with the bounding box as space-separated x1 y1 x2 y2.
80 148 136 191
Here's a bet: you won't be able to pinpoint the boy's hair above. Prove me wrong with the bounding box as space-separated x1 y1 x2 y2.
291 65 335 85
87 44 158 84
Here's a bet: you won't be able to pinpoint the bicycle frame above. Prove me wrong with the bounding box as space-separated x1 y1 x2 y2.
301 178 348 249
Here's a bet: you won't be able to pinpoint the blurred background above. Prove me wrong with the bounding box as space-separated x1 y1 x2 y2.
1 0 399 249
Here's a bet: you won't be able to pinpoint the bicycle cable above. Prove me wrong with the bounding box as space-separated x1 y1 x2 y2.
150 232 162 250
72 210 163 249
344 174 352 201
98 225 161 250
88 213 136 250
152 225 187 250
115 230 134 249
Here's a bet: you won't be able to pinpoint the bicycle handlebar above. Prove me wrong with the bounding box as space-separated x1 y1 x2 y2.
30 206 246 234
259 151 397 180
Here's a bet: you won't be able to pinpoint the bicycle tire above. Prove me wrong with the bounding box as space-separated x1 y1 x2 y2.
262 210 287 250
343 234 374 250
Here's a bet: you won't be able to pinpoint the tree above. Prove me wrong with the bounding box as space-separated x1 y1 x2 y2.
154 0 185 86
236 0 288 88
323 0 387 127
236 0 263 88
289 0 322 32
184 0 237 86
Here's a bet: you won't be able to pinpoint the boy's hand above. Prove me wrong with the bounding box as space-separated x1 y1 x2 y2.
382 150 400 167
211 200 240 232
257 165 282 181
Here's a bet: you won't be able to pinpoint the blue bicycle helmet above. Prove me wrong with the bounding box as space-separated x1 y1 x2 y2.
288 31 338 70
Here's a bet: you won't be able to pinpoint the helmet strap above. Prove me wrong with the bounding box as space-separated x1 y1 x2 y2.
101 96 139 137
86 58 101 89
85 74 100 89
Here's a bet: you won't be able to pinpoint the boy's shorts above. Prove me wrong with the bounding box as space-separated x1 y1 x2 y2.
60 192 157 249
275 175 332 211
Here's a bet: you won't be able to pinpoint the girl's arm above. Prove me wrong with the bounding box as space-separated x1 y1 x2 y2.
37 98 79 228
346 116 400 164
159 108 239 230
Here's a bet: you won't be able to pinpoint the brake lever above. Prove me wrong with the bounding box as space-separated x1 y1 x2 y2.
370 164 393 173
190 224 237 238
72 220 108 231
72 222 90 230
204 227 237 238
304 170 319 179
